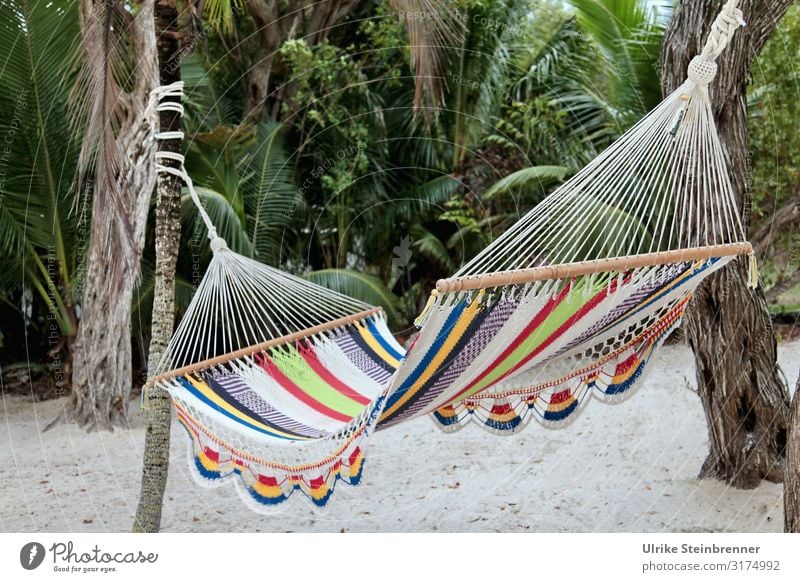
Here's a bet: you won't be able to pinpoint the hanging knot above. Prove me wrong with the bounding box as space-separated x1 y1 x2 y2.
687 56 718 86
210 236 228 253
700 0 745 60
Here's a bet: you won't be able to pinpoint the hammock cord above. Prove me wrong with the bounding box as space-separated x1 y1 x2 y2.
148 81 225 251
700 0 745 60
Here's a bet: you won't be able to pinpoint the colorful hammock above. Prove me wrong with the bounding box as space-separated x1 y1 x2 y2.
146 1 753 510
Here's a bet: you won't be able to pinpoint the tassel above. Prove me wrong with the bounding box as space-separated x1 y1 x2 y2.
140 383 150 411
668 94 690 138
414 289 440 328
747 253 759 289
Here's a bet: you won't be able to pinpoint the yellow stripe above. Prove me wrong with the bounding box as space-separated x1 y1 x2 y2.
488 410 519 422
309 484 330 500
197 451 219 472
252 481 284 499
185 375 301 440
547 397 577 413
356 323 400 368
435 406 458 419
349 453 363 478
379 298 483 422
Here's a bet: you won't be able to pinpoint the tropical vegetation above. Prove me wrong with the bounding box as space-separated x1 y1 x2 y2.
0 0 797 395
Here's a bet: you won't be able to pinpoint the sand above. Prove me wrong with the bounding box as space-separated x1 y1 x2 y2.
1 340 798 533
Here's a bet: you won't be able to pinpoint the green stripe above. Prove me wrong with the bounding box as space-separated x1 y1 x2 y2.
269 346 366 417
459 279 604 400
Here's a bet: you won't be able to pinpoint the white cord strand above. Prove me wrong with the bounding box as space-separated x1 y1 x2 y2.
700 0 746 60
149 81 222 246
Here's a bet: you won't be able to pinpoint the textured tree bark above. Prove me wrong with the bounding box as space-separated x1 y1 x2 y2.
785 375 800 532
132 0 183 533
660 0 793 488
69 0 158 431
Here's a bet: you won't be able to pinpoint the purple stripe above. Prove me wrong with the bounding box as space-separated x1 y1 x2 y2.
334 329 395 385
379 298 519 427
206 371 327 438
554 263 688 356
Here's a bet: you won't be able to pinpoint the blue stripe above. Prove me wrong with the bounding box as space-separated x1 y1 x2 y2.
383 300 468 412
432 409 462 426
177 376 299 441
193 455 222 479
485 415 522 431
365 318 404 361
542 400 578 421
597 259 717 335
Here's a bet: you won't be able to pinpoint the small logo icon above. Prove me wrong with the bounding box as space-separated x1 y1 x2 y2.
20 542 45 570
391 235 413 279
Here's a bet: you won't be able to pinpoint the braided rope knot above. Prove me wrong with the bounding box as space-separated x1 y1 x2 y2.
701 0 746 60
687 56 718 86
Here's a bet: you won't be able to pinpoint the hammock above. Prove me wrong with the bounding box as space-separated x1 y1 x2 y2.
146 1 752 510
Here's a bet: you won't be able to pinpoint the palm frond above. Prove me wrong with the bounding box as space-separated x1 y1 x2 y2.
0 0 83 331
567 0 668 115
303 269 400 324
181 187 253 256
391 0 464 112
203 0 243 34
239 122 300 263
483 166 568 200
409 224 455 272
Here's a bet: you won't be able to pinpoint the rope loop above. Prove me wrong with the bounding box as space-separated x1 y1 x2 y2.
684 0 745 87
148 81 226 250
702 0 746 58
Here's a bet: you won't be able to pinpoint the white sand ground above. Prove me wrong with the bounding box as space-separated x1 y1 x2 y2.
1 340 798 533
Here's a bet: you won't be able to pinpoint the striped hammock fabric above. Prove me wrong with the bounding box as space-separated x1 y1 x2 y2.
162 256 730 509
146 0 753 510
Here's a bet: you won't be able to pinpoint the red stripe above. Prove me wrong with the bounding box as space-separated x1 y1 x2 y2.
550 389 572 405
298 341 371 406
491 403 513 414
255 354 352 423
615 352 639 374
447 276 626 404
444 283 572 403
258 475 279 487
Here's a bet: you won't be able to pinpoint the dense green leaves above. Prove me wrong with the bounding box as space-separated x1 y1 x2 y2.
0 0 83 334
4 0 796 371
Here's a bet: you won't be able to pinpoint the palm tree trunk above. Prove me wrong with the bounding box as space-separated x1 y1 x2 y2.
785 374 800 532
660 0 793 488
133 0 183 533
69 0 158 431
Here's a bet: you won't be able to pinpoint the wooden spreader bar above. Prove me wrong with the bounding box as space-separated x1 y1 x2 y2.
435 242 752 293
147 307 383 386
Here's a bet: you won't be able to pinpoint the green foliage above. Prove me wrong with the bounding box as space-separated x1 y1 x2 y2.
566 0 670 122
748 3 800 290
0 0 83 335
303 269 400 325
482 166 568 200
475 0 671 265
203 0 244 34
183 122 299 264
443 0 531 166
750 4 800 216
